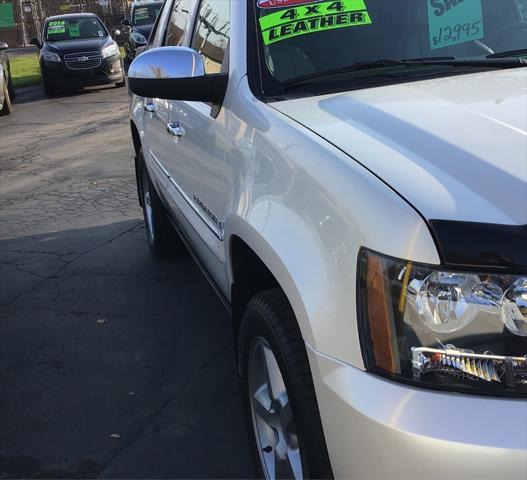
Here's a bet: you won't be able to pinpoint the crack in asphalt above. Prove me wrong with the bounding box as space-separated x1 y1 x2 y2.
1 86 252 479
4 221 142 306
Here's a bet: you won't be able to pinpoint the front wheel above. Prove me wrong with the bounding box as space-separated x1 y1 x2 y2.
0 79 12 116
7 73 15 100
115 62 126 87
42 77 56 97
239 289 333 480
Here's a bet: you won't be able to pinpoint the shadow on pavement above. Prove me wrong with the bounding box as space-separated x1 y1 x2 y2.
0 219 255 479
13 83 122 105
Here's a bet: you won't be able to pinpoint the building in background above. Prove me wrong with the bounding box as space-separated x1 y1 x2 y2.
0 0 129 46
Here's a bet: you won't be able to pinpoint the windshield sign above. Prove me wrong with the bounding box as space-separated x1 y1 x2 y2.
46 17 107 41
255 0 527 88
428 0 484 49
259 0 372 45
133 5 161 26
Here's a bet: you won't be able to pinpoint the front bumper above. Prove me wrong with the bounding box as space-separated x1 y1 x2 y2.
42 54 124 88
307 344 527 479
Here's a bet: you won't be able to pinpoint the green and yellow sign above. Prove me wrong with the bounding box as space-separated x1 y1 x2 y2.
48 20 66 34
259 0 372 45
68 23 80 36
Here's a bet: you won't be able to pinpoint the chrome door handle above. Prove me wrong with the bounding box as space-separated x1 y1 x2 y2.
144 101 155 113
166 122 186 137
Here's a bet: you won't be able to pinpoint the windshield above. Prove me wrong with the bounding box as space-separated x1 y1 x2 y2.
46 17 107 41
253 0 527 94
133 4 162 26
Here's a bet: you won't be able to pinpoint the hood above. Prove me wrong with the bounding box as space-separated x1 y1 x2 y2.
273 68 527 226
133 24 153 38
46 37 110 54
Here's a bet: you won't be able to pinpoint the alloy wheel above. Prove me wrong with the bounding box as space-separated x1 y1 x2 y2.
248 338 303 479
142 172 155 242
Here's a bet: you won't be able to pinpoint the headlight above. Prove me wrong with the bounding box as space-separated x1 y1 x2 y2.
358 249 527 395
130 31 147 45
102 42 119 59
42 51 61 62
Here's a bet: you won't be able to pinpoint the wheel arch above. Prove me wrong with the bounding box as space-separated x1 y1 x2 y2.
130 119 142 155
130 120 144 207
226 211 324 358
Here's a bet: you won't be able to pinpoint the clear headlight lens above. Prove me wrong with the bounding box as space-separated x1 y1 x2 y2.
102 42 119 59
358 249 527 395
130 31 147 45
501 278 527 336
415 271 480 333
42 51 61 62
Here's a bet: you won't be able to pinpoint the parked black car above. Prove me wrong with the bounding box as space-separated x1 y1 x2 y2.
0 41 14 115
121 0 162 65
30 13 125 97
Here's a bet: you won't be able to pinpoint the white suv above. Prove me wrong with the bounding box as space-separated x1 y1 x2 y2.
128 1 527 478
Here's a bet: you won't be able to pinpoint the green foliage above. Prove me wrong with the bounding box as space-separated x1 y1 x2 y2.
10 54 42 88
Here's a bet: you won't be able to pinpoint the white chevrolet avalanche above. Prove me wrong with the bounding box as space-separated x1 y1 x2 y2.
128 0 527 478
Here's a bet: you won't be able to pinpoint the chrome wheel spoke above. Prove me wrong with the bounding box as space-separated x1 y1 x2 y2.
142 175 155 240
248 338 304 480
275 448 301 480
286 447 303 480
280 401 293 432
260 343 287 402
253 384 273 424
274 451 285 479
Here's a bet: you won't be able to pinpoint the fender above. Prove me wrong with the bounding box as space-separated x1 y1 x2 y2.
225 79 440 368
225 206 327 349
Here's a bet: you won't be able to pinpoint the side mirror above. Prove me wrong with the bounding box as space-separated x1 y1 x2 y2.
0 41 8 51
128 47 228 105
29 37 41 48
121 18 131 27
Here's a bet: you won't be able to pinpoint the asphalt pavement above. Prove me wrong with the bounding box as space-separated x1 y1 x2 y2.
0 85 254 478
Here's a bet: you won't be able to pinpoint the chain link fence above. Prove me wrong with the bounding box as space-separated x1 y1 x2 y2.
1 0 129 47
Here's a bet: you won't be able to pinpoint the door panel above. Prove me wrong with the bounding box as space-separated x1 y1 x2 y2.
138 0 174 191
143 97 172 191
166 101 230 240
163 99 230 295
159 0 232 294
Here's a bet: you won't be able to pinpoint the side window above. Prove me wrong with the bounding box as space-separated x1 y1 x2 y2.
151 0 174 47
191 0 230 74
164 0 192 46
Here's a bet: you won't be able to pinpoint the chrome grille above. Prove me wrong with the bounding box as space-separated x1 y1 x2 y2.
64 51 101 70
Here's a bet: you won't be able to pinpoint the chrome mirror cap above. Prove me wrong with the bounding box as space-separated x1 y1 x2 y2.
128 46 205 80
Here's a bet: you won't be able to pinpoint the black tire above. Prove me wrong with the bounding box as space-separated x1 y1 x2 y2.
115 61 126 87
0 79 12 116
42 77 56 97
123 55 132 73
239 289 333 480
138 150 179 257
7 73 15 100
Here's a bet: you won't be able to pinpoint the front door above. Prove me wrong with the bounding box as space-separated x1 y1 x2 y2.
163 0 232 294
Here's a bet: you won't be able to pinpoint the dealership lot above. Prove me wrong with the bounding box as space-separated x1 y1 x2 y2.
0 86 254 478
